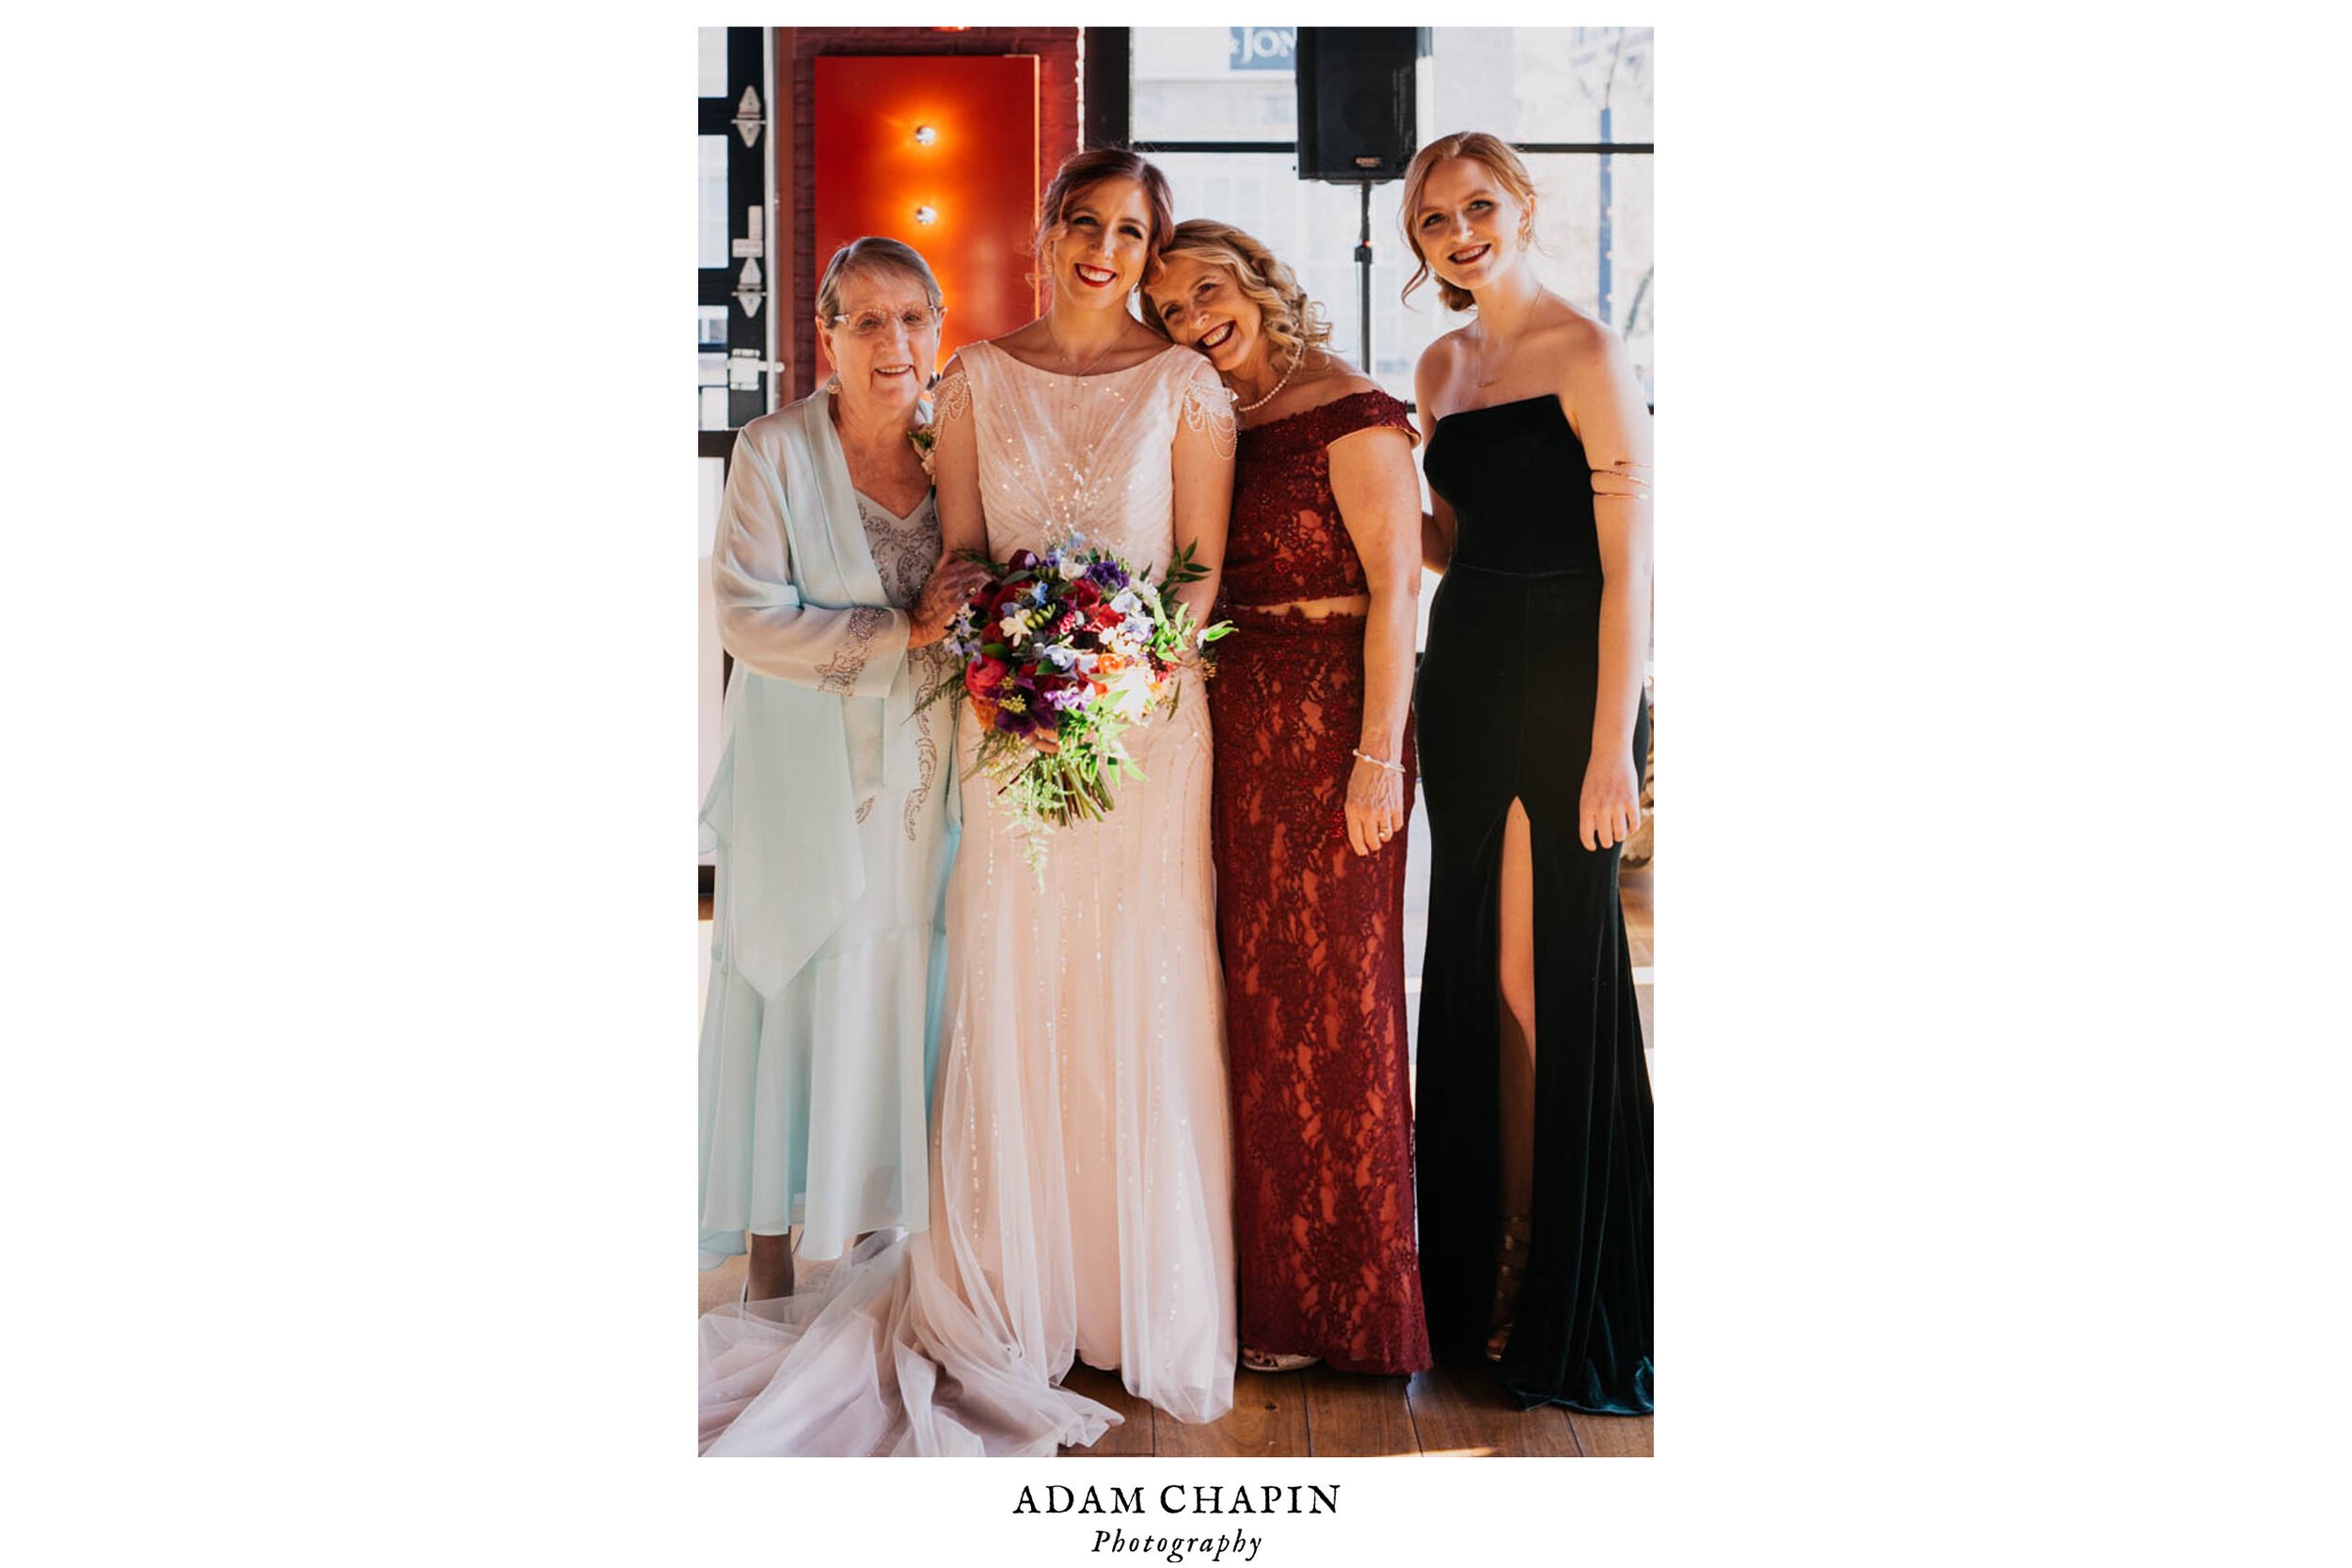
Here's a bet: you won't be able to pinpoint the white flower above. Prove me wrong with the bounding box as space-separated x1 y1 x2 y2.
1104 660 1156 721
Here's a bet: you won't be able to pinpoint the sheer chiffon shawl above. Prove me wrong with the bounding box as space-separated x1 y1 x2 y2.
703 390 940 1000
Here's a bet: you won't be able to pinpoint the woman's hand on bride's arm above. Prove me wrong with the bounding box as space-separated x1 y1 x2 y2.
907 555 992 648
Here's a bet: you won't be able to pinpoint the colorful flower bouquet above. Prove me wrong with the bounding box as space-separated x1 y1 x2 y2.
917 535 1231 870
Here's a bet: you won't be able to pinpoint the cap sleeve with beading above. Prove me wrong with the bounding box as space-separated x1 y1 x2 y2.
1174 351 1238 461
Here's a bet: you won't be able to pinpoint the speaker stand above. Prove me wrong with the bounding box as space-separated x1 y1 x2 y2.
1353 182 1374 376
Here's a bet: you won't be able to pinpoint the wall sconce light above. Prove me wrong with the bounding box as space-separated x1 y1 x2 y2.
913 124 937 146
914 205 938 225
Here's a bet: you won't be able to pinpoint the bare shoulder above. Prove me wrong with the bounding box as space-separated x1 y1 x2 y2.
1540 303 1625 373
1415 331 1469 421
1420 326 1472 373
1279 357 1385 416
1310 360 1385 403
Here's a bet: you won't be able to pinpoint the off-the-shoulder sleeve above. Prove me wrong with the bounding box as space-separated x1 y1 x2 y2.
710 427 908 697
1174 352 1237 460
1326 388 1419 449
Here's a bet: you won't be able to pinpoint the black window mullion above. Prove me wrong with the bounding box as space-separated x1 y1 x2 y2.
700 29 771 727
1083 27 1130 148
1132 140 1297 155
1129 140 1649 156
723 26 769 429
1517 142 1653 155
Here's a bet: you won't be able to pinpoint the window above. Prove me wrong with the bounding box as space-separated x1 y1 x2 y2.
1128 26 1654 403
697 26 773 877
697 26 772 434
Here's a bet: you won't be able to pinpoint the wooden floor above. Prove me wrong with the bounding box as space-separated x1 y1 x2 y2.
694 862 1655 1458
695 1253 1650 1457
1059 862 1653 1458
1056 1360 1650 1458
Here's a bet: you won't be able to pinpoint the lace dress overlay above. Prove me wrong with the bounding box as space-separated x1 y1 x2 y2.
853 489 950 839
697 342 1238 1454
1213 388 1430 1374
1225 389 1411 605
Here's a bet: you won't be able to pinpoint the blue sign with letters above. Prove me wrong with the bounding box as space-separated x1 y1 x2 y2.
1229 27 1296 71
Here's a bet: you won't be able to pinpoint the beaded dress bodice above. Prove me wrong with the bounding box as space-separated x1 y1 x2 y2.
937 341 1233 574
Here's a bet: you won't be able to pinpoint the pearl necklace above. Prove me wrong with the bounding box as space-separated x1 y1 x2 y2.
1232 342 1305 414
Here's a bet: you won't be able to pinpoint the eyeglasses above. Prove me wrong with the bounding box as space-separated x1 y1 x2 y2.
826 305 946 340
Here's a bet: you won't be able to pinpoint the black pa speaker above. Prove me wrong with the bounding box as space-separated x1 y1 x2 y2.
1294 27 1421 183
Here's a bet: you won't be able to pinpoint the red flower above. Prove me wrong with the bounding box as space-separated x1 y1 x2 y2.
965 655 1009 695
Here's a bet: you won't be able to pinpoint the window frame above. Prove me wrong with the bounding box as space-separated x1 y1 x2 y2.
1090 26 1656 408
699 25 774 446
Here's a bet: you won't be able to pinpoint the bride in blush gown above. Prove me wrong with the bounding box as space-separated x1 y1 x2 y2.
697 149 1238 1455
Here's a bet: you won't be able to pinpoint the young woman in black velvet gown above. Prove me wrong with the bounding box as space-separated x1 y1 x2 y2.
1402 131 1656 1414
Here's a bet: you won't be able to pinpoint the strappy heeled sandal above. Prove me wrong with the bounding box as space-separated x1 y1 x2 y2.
1485 1213 1533 1362
1241 1348 1321 1373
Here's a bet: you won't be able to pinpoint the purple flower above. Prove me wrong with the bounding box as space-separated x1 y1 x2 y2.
1087 560 1129 590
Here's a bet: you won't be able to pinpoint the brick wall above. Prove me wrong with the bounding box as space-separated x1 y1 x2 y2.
779 26 1082 400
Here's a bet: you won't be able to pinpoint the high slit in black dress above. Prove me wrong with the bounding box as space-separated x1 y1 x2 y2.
1412 393 1653 1415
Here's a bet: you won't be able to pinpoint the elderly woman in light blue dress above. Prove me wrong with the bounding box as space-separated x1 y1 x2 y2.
699 237 990 1300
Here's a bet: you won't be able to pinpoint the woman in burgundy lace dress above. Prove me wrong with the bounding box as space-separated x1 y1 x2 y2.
1145 220 1430 1376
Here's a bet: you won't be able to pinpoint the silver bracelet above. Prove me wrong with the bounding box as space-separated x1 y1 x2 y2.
1351 748 1405 774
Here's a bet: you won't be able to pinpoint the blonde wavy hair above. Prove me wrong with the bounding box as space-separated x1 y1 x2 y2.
1142 218 1334 370
1398 131 1542 313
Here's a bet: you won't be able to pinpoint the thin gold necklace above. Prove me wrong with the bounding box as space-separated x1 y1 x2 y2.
1475 293 1546 388
1045 316 1118 379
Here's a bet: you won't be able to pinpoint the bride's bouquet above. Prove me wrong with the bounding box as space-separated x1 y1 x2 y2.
918 534 1231 872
